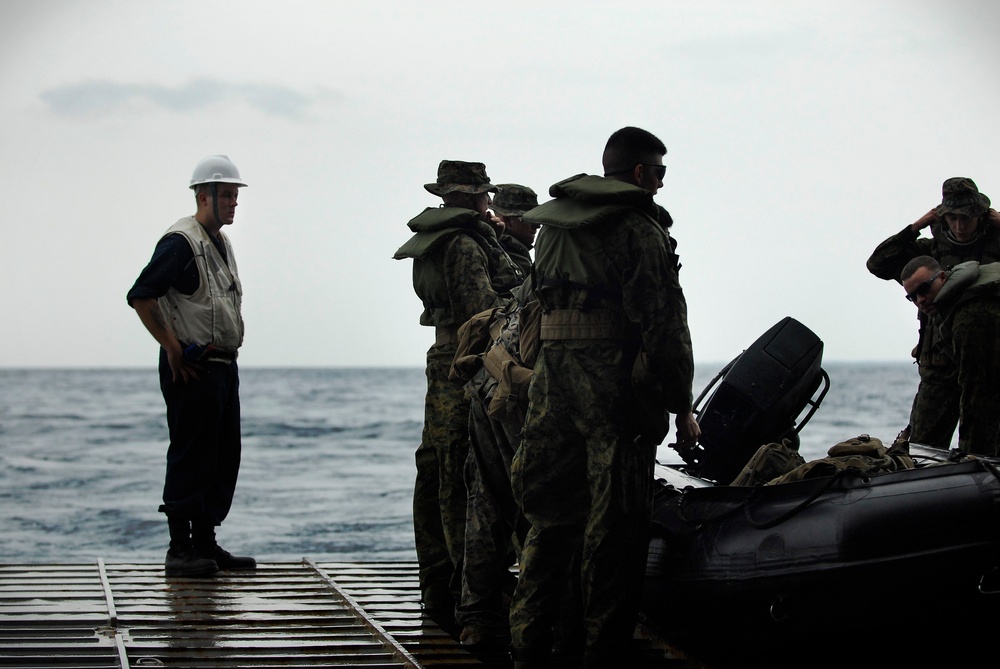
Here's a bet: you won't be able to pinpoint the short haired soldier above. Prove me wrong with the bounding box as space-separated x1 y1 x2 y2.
508 128 699 667
901 255 1000 456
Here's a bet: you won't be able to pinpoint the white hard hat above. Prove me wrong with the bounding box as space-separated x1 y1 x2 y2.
189 155 248 189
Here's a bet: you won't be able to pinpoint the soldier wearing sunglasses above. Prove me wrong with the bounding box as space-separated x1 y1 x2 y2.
508 127 698 667
901 255 1000 457
868 178 1000 450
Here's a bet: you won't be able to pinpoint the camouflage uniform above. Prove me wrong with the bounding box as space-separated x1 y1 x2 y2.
456 184 539 642
867 178 999 448
501 234 532 278
927 261 1000 456
394 161 520 613
508 174 694 662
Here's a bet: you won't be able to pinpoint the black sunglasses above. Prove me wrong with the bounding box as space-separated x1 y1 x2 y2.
905 271 943 302
604 163 666 179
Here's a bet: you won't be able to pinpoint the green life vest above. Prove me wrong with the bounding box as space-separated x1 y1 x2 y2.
932 261 1000 341
527 174 659 312
394 207 519 327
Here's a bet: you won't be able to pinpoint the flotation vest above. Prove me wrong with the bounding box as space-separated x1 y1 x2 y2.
500 234 533 278
394 207 521 328
932 261 1000 339
156 216 244 352
527 174 660 340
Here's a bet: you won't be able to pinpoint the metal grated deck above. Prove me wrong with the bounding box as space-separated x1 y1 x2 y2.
0 560 503 669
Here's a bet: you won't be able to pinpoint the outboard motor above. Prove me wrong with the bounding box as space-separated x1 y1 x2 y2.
685 316 829 483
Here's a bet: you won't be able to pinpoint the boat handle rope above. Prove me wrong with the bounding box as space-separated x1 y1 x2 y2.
741 469 849 530
980 457 1000 483
667 468 853 533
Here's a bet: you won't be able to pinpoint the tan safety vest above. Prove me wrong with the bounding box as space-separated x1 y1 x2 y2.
156 216 244 353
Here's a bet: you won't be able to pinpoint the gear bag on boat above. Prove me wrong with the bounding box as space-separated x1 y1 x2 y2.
769 434 915 484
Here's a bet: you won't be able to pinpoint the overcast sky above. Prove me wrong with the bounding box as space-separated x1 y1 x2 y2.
1 0 997 368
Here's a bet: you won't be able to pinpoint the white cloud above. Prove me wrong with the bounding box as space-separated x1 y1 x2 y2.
38 78 344 119
1 0 998 368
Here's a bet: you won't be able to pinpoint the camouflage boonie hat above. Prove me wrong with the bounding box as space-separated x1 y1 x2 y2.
424 160 497 196
491 183 539 217
936 177 990 217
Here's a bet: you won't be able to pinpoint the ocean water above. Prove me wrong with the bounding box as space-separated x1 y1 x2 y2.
0 362 921 564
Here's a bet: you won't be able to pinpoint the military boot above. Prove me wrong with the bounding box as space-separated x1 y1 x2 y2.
510 647 551 669
192 521 257 571
165 517 218 578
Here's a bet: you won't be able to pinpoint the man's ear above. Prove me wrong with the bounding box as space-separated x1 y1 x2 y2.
632 164 643 187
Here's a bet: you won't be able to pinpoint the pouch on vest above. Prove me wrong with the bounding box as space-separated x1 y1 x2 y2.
479 299 542 427
486 356 533 427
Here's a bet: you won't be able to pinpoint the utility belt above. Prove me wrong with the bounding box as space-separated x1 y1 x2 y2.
539 309 640 341
435 325 459 346
182 343 238 364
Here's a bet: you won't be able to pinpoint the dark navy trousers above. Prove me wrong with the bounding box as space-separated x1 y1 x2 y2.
157 348 241 525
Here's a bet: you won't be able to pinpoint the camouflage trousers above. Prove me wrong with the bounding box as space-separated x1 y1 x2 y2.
413 342 470 606
909 363 959 450
509 342 656 659
456 392 526 630
951 300 1000 457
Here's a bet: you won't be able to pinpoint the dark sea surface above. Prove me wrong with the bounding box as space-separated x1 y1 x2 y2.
0 363 923 564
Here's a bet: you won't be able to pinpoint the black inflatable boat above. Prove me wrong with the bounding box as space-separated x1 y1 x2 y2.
642 317 1000 666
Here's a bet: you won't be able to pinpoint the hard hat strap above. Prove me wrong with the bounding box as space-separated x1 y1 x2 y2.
211 182 222 227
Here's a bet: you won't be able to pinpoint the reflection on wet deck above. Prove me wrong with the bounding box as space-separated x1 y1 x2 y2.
0 560 490 668
0 560 691 668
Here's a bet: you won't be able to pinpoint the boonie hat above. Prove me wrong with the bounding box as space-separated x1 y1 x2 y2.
424 160 497 196
491 184 539 217
936 177 990 218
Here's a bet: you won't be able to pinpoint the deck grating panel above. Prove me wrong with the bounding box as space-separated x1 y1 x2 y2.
0 561 692 668
0 561 499 668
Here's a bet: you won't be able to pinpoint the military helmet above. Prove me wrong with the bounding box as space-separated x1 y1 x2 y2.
424 160 497 196
491 184 539 217
936 177 990 218
189 155 247 190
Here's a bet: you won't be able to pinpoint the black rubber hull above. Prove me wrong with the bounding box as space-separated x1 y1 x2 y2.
643 457 1000 665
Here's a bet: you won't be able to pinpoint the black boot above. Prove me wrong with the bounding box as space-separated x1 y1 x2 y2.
165 516 218 578
192 521 257 570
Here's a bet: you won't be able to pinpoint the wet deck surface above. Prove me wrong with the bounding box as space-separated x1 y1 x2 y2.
0 560 694 668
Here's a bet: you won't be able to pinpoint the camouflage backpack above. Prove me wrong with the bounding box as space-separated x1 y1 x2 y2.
730 438 806 487
767 434 913 485
450 297 541 428
483 299 540 426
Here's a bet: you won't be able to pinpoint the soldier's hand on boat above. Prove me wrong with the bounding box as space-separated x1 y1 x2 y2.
670 411 701 452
